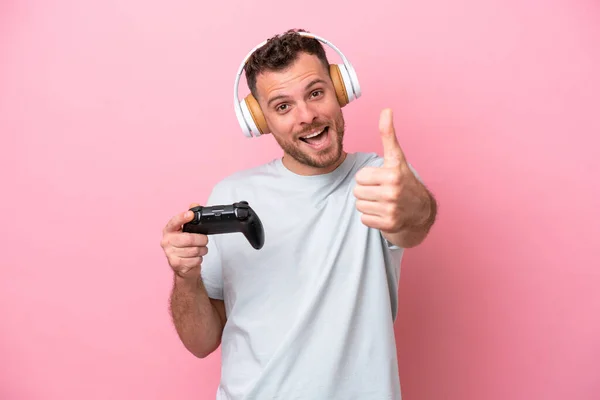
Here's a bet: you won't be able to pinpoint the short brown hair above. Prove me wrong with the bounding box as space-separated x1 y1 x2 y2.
244 29 330 100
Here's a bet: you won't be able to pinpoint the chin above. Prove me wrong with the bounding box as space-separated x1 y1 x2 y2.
296 132 344 169
312 147 344 168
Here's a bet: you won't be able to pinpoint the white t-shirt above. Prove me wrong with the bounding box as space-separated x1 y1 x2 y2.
201 152 406 400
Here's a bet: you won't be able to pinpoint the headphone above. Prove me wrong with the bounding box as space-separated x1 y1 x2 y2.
233 31 362 138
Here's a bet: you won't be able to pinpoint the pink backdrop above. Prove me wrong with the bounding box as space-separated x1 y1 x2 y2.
2 0 599 399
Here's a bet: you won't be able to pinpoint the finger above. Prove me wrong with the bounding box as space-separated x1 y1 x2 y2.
353 184 384 202
360 214 394 233
355 166 400 186
171 245 208 259
164 211 194 233
355 167 382 185
189 203 200 209
355 183 402 202
169 232 209 248
355 199 385 216
379 108 406 168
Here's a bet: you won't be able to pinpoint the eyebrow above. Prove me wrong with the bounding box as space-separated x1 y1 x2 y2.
267 78 328 107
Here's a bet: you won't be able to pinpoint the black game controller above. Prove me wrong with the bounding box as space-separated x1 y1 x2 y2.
182 201 265 250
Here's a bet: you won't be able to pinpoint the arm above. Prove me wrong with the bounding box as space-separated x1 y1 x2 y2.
161 205 226 359
169 273 226 358
354 109 437 248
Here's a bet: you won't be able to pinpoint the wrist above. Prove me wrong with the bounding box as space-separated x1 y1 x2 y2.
174 269 201 288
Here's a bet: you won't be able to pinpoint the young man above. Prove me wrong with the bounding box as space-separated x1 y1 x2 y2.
160 29 437 399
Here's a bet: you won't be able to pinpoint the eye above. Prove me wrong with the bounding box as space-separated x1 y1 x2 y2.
310 90 323 98
276 104 289 112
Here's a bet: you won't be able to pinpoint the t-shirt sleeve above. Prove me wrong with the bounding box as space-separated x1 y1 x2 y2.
199 185 226 300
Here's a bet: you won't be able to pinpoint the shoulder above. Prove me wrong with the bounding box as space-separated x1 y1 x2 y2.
217 158 279 187
353 151 385 168
206 158 280 201
353 151 422 181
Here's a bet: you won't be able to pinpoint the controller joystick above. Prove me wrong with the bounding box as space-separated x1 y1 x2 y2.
182 201 265 250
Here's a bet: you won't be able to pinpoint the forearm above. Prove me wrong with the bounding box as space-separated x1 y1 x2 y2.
169 274 224 358
383 189 437 248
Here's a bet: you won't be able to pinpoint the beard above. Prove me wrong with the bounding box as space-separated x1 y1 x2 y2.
273 111 346 169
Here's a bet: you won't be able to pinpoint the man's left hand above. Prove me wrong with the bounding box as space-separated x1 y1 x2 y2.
353 108 432 235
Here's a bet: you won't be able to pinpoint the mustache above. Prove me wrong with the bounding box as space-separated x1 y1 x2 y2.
294 121 330 137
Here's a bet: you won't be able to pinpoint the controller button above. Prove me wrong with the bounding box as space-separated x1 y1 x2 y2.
236 208 249 219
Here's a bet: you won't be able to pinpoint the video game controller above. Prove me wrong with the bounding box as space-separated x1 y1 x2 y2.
182 201 265 250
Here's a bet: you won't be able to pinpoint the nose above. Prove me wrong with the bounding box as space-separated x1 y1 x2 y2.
296 101 318 125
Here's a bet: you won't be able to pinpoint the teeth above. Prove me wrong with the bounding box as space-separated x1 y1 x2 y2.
302 127 325 139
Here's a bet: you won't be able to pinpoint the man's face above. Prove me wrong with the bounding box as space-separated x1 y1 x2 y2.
255 52 346 175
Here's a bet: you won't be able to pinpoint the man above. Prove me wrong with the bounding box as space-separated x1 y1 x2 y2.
160 28 437 399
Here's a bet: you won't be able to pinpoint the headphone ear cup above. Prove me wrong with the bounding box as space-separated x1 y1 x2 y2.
242 94 270 136
334 63 357 104
237 99 254 137
329 64 349 107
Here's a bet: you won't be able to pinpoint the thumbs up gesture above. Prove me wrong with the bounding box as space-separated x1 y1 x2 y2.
354 109 434 239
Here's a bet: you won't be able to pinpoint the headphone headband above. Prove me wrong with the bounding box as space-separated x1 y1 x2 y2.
233 31 361 138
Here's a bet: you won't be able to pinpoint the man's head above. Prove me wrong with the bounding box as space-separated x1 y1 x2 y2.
244 29 347 175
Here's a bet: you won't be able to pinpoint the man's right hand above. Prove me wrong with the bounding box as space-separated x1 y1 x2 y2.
161 203 209 280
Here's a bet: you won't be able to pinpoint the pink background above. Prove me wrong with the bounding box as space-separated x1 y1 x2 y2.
2 0 599 399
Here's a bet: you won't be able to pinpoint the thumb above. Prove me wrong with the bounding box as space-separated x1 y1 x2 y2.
186 203 201 221
379 108 405 167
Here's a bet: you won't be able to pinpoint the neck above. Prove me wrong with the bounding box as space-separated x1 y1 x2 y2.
282 151 347 176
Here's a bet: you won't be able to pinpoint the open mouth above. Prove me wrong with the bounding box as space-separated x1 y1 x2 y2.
299 126 329 148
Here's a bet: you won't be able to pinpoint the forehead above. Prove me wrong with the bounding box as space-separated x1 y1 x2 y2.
255 52 329 100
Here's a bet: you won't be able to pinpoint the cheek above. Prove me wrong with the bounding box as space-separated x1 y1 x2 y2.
322 103 342 123
265 113 286 131
315 100 336 117
268 117 296 140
